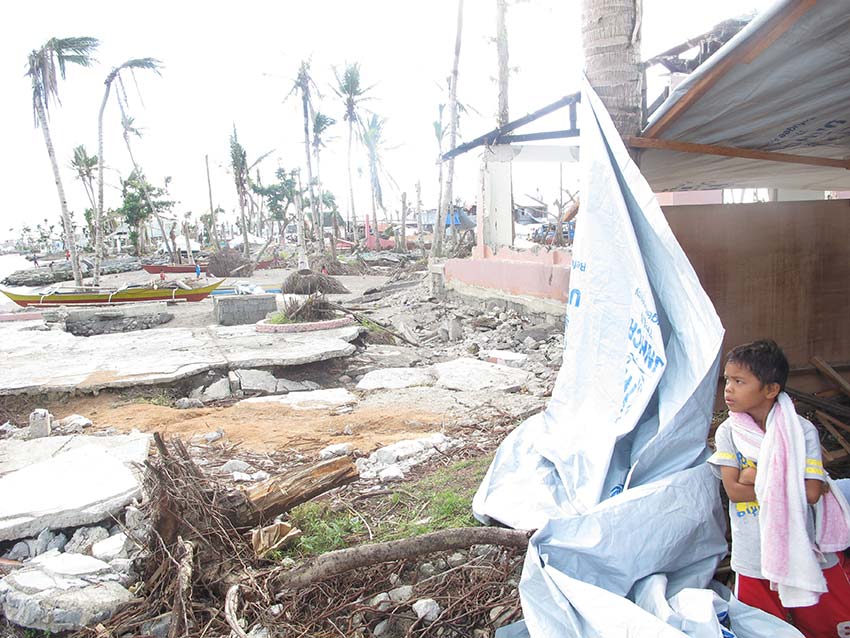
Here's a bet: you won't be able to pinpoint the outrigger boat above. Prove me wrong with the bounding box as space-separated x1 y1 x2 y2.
0 279 224 307
141 259 275 275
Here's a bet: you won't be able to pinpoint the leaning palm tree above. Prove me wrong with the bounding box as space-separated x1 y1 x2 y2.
361 113 392 248
332 63 373 243
95 57 161 283
70 145 98 212
230 126 252 259
312 111 336 258
113 76 174 262
27 36 99 286
288 61 323 253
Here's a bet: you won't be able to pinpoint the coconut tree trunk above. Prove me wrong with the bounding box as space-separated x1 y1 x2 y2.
434 0 464 259
347 123 359 243
582 0 643 145
35 95 83 286
315 150 336 260
301 95 323 254
293 171 309 269
399 192 408 254
416 181 425 257
496 0 510 128
94 74 116 286
205 155 221 251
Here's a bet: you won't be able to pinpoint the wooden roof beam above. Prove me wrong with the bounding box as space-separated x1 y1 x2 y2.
626 136 850 170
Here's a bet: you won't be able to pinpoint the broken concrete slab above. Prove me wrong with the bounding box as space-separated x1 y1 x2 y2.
485 350 529 368
91 533 128 562
0 549 133 632
202 378 231 402
235 369 278 394
65 526 110 555
434 358 531 392
277 378 321 393
0 431 151 477
0 446 142 542
356 433 454 480
0 322 362 397
356 367 436 391
241 388 358 411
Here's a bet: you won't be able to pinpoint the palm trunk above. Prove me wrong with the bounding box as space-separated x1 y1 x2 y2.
416 181 425 257
496 0 510 128
294 172 309 268
205 155 221 251
316 149 337 260
582 0 643 145
35 94 83 286
94 75 115 286
399 192 408 253
434 0 464 259
370 177 380 250
347 123 358 243
238 194 250 259
183 220 195 264
301 95 323 254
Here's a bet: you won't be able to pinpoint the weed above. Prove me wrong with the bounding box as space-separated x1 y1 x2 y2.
267 311 293 325
132 389 174 407
287 502 363 556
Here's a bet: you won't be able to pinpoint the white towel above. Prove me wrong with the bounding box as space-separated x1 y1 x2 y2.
730 393 827 607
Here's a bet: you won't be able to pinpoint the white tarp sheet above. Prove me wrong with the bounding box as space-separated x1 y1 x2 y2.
641 0 850 192
473 78 804 637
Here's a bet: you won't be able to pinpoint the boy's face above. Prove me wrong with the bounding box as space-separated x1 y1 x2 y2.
723 361 780 417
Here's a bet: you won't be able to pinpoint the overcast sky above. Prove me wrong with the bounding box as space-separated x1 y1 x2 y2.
1 0 775 242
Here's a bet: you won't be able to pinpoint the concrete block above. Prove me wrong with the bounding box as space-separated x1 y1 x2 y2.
28 409 52 438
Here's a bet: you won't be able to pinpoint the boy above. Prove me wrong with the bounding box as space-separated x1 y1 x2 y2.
709 339 850 637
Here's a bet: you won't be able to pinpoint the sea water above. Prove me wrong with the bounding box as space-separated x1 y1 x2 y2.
0 253 31 282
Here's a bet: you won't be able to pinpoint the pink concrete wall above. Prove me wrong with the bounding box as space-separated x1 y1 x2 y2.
444 245 571 302
655 190 723 206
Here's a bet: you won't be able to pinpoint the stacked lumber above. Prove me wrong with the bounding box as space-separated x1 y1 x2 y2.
789 357 850 469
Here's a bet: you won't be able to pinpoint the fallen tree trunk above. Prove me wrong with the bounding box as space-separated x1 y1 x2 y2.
168 538 195 638
225 456 359 528
271 527 533 591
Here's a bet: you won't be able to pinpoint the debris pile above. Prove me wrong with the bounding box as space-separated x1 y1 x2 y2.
1 256 142 286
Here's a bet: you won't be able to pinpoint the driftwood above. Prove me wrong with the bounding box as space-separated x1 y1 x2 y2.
328 300 417 346
224 585 250 638
811 356 850 400
167 537 195 638
226 456 359 528
272 527 533 591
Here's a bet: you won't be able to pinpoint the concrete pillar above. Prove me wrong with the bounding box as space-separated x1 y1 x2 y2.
29 409 53 438
479 145 515 250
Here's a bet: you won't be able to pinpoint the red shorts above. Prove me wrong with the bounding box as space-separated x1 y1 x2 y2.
736 562 850 638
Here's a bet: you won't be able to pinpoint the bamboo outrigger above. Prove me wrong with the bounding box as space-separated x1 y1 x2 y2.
0 279 224 307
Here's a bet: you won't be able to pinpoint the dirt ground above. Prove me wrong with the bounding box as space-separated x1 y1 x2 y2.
46 391 449 455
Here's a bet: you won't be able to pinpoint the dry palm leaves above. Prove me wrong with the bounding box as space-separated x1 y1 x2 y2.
281 269 350 295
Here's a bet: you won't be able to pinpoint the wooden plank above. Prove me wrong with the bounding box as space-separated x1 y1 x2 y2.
780 387 850 422
816 412 850 458
811 356 850 400
626 136 850 171
644 0 817 138
817 410 850 438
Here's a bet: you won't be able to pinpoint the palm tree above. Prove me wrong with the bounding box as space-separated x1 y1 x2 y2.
289 61 323 253
113 76 174 262
95 57 161 283
27 36 99 286
333 63 372 243
230 126 251 259
496 0 510 128
70 145 97 212
361 113 390 248
312 111 336 258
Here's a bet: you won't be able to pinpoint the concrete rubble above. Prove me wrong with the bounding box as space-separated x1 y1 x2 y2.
434 358 531 392
0 549 134 632
356 433 456 480
0 434 149 541
0 321 362 396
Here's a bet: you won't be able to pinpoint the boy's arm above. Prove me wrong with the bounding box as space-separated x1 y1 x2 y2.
719 465 757 503
805 478 827 505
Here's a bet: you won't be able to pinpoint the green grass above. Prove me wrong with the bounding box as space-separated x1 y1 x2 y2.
269 454 494 563
267 311 294 325
131 389 174 407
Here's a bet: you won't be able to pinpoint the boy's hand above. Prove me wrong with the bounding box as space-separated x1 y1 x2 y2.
822 481 831 496
739 466 757 485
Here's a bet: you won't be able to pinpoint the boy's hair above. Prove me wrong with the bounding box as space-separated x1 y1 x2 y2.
726 339 789 390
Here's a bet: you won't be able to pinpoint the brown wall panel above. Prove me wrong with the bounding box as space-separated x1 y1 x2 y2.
663 199 850 368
